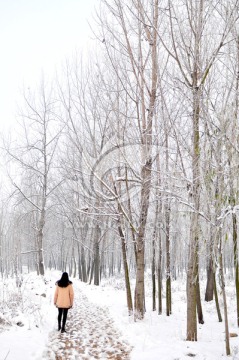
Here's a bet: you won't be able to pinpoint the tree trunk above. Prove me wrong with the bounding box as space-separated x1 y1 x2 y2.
205 226 214 302
219 231 230 355
165 203 171 316
78 244 82 281
37 208 45 276
118 224 133 314
232 213 239 326
234 30 239 329
196 274 204 324
195 241 204 324
214 272 222 322
152 229 156 312
81 245 87 282
135 245 145 319
94 224 100 286
89 260 94 285
158 234 162 315
205 256 214 302
186 223 198 341
186 82 200 340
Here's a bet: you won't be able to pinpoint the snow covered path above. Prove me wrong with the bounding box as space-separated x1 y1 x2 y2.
43 288 132 359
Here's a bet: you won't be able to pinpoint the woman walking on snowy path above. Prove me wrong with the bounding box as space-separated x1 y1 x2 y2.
54 272 74 333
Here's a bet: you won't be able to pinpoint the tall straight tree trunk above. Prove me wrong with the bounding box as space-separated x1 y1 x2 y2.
204 147 215 302
186 0 203 336
214 272 222 322
77 243 82 280
155 137 162 315
195 239 204 324
152 184 160 312
165 131 171 316
81 245 87 282
89 260 94 285
134 0 158 320
118 224 133 314
165 202 171 316
94 224 100 286
187 214 198 341
219 230 230 355
37 206 45 276
232 212 239 326
113 158 133 314
205 224 214 301
158 234 162 315
196 263 204 324
135 196 148 319
186 85 201 341
205 255 214 301
234 33 239 327
152 229 156 312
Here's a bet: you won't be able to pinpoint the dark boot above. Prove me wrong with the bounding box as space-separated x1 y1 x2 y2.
61 327 66 333
58 321 61 331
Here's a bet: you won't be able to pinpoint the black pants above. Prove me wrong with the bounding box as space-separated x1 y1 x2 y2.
58 308 68 329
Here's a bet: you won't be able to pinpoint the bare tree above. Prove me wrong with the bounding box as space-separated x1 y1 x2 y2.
95 0 160 320
161 0 239 340
5 80 62 276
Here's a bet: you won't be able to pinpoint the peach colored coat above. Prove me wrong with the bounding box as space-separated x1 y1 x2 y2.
54 284 74 309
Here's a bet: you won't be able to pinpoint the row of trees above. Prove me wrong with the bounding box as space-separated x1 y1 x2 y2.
0 0 239 353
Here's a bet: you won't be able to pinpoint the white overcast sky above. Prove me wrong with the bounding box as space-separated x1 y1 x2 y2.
0 0 97 131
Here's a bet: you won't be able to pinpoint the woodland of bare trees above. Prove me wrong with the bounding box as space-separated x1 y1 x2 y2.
1 0 239 353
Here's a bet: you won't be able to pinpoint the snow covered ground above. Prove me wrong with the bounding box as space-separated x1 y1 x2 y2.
0 270 239 359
